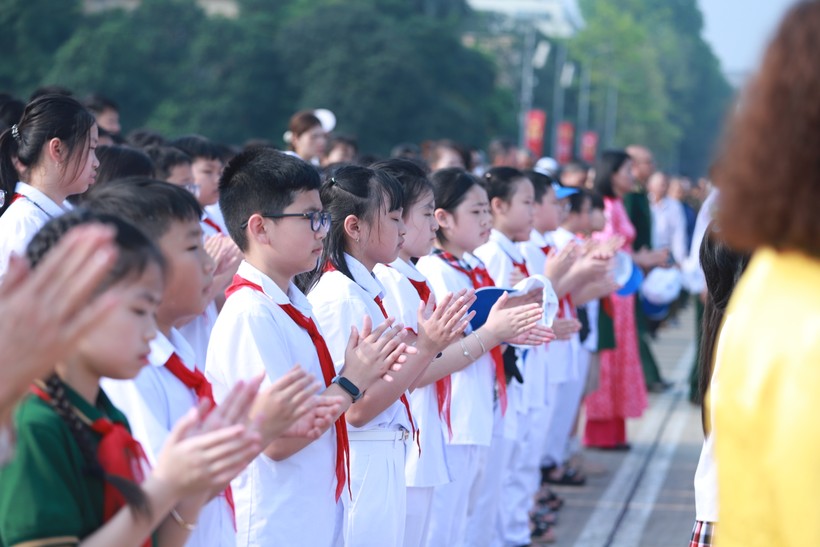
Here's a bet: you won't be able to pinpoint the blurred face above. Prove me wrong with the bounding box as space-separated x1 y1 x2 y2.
431 148 465 171
323 143 356 166
156 219 215 331
95 107 121 136
647 172 669 201
565 198 592 233
64 125 100 197
561 168 586 188
191 157 223 207
533 187 561 233
294 125 327 161
612 160 635 196
629 147 655 184
401 190 437 260
360 201 405 269
438 184 492 255
493 178 534 242
77 263 163 380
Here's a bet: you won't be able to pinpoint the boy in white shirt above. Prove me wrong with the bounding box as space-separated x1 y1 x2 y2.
86 178 337 547
206 149 410 546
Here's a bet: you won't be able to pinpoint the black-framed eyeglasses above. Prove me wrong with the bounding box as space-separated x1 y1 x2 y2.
241 211 332 232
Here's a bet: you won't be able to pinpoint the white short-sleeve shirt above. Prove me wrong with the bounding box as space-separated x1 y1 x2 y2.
308 253 412 433
0 182 70 280
416 252 495 447
205 261 341 546
101 330 235 547
374 259 452 487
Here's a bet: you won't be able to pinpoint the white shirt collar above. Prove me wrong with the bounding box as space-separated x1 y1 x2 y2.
489 229 525 262
148 328 197 370
389 257 425 282
344 253 385 300
14 182 71 218
528 228 548 247
236 260 312 315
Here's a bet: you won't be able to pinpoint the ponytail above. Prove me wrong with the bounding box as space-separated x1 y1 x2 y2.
0 127 20 216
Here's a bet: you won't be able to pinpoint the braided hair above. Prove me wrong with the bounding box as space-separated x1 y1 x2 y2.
26 209 166 518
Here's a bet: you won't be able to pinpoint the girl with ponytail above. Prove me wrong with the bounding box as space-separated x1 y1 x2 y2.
0 94 100 280
0 210 262 547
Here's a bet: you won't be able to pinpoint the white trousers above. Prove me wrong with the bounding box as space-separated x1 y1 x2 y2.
344 436 407 547
542 350 590 467
496 409 538 546
404 486 434 547
427 443 488 546
464 408 507 547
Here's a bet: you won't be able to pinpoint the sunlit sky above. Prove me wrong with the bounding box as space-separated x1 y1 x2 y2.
697 0 801 83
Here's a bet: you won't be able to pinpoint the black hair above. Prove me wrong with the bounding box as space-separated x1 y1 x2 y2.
299 165 403 291
144 145 191 181
126 128 166 149
697 223 750 426
567 189 592 214
523 169 554 203
0 97 24 128
83 94 119 115
370 158 432 214
487 137 516 164
26 209 167 520
28 86 73 102
589 190 605 210
94 145 154 186
0 94 96 216
593 149 631 198
327 134 358 155
429 167 484 243
219 148 321 251
171 135 222 162
390 142 422 162
483 166 527 203
82 177 202 241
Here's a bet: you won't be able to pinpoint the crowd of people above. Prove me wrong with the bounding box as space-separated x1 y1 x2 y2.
0 2 818 546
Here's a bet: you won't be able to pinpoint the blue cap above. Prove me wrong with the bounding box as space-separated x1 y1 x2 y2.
552 182 579 199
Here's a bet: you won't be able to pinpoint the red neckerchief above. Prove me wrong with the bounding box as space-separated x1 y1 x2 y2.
11 193 24 204
30 384 151 546
202 216 223 234
164 353 235 525
434 250 508 415
225 274 350 500
539 245 577 319
404 276 453 438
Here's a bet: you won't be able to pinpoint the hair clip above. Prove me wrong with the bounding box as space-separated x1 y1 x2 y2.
328 177 337 187
10 124 20 142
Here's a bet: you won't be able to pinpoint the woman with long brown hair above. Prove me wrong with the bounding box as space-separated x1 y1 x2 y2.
713 2 820 545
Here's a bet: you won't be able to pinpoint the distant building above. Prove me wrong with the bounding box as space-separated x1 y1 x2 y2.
466 0 583 37
84 0 238 18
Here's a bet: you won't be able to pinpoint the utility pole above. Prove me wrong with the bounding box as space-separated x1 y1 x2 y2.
518 23 537 150
604 81 619 147
550 42 567 158
577 64 590 150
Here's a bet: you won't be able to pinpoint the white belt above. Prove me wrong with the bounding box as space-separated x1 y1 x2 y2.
348 428 409 442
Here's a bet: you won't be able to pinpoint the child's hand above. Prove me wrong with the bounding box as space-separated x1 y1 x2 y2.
482 292 544 346
416 289 476 356
506 324 556 346
544 241 578 282
504 287 543 308
205 235 243 296
155 406 262 498
280 395 346 439
508 266 526 286
342 315 416 388
248 366 323 443
552 318 583 340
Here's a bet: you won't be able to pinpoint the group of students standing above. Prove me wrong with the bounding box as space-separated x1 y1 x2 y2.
0 86 696 547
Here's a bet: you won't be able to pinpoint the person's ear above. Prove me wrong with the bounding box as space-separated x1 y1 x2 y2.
343 214 362 243
247 214 271 246
490 196 508 215
46 138 66 165
434 209 453 232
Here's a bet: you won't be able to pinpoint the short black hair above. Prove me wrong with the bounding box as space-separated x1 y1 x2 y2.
84 93 119 114
370 157 432 213
83 177 202 241
144 145 191 181
219 148 321 251
483 166 526 203
568 188 592 213
171 134 222 162
523 169 554 203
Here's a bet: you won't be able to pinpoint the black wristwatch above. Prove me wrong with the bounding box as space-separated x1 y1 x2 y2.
332 375 363 403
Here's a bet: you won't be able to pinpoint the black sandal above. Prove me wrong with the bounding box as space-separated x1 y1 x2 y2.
544 466 587 486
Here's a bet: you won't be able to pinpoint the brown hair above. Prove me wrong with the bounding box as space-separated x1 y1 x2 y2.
287 110 322 151
715 1 820 256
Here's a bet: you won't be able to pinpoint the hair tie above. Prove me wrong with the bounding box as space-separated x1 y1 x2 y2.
10 124 20 142
328 177 337 187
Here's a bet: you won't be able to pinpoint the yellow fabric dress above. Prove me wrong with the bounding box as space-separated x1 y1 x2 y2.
715 248 820 546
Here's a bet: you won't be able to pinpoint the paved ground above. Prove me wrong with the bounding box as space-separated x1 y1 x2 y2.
547 303 701 547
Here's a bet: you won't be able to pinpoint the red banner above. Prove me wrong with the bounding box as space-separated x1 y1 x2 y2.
580 131 599 164
525 110 547 159
556 121 575 165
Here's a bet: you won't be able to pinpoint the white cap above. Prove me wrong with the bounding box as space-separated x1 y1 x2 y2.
534 156 560 177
